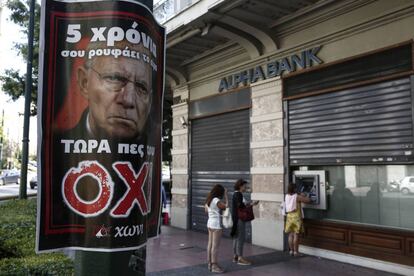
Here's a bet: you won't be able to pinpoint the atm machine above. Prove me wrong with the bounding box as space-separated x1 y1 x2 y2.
292 170 327 210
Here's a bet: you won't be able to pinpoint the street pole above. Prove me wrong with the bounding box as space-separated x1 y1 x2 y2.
0 110 4 169
75 1 153 275
19 0 35 200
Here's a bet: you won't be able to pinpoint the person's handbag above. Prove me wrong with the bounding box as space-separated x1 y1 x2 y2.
237 205 254 222
279 201 287 217
222 207 233 229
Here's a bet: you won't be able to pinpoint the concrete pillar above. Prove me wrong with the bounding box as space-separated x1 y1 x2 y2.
170 86 189 229
250 77 285 250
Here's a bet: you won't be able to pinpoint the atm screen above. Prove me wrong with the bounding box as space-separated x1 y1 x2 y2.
295 175 319 204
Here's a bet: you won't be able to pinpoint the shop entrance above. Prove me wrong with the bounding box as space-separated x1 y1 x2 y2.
190 109 251 239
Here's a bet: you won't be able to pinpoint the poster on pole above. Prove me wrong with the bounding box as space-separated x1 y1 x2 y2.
36 0 165 252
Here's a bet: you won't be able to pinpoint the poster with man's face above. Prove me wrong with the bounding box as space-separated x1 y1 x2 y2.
36 0 165 252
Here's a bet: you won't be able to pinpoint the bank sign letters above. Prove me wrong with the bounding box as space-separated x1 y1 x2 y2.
218 46 323 92
36 0 165 252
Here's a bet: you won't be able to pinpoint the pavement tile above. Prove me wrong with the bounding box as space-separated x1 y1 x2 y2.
146 226 400 276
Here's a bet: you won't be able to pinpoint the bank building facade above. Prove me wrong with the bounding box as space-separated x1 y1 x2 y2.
155 0 414 274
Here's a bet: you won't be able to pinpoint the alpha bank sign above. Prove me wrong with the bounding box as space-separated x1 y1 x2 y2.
218 46 323 92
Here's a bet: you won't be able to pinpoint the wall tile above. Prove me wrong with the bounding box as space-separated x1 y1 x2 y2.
252 120 283 142
172 194 187 208
173 135 187 150
253 201 282 220
172 174 188 189
172 154 188 170
252 92 282 117
252 174 284 194
252 147 283 168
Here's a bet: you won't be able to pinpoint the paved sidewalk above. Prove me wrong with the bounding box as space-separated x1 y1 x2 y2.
147 226 397 276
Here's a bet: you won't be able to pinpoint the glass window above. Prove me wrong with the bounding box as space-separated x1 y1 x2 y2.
295 165 414 230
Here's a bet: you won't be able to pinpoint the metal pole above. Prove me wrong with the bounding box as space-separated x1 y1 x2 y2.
0 110 4 168
19 0 35 200
75 1 153 275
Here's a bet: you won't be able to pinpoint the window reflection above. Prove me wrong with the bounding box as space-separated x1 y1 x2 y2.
300 165 414 230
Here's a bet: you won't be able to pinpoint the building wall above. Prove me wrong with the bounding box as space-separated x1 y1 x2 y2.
170 0 414 248
184 0 414 101
170 86 189 229
250 78 285 250
0 3 2 35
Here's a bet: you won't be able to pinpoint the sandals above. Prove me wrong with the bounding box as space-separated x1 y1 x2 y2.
293 252 304 257
211 263 224 273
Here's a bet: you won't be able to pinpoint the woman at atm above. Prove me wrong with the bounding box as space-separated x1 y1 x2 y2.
284 183 311 256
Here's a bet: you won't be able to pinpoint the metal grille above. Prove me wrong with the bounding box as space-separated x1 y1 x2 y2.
288 77 414 165
284 43 412 98
190 109 251 239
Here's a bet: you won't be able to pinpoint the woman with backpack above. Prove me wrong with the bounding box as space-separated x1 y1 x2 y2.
284 183 311 256
205 184 228 273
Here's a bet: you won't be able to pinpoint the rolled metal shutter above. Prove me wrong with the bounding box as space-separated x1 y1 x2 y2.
191 109 251 238
288 77 414 165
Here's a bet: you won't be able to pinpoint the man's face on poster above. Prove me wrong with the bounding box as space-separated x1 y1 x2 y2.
78 54 152 139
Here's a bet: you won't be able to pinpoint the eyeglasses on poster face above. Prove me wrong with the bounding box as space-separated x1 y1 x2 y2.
89 67 150 97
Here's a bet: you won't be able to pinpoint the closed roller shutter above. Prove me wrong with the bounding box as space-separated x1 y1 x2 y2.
288 77 414 165
191 109 251 239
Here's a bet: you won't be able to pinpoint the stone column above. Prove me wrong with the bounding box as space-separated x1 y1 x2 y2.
250 77 285 250
170 86 189 229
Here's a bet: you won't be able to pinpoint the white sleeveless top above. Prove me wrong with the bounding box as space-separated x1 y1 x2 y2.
207 197 221 229
285 194 297 213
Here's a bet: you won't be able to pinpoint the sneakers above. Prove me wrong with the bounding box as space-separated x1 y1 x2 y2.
237 257 252 266
232 255 238 263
